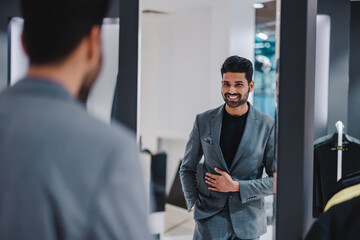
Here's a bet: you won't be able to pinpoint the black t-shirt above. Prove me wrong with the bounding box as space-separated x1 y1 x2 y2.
220 106 249 169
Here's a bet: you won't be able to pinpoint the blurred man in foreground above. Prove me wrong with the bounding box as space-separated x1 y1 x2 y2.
0 0 150 239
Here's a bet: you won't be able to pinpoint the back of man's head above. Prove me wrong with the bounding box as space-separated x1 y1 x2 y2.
21 0 110 65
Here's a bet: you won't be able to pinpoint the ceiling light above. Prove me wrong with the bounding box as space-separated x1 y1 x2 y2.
253 3 264 9
257 32 268 40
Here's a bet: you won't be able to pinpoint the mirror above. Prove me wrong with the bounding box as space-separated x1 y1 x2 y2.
139 0 280 239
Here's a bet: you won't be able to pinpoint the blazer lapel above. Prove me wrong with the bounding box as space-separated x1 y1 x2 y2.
230 103 258 171
210 105 229 172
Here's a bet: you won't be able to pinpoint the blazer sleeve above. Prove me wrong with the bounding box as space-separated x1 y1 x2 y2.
237 123 275 204
179 115 204 212
87 137 151 240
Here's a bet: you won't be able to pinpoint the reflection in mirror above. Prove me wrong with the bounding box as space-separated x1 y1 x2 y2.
139 0 279 239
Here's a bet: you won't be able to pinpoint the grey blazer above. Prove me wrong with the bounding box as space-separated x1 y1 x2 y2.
0 78 151 240
180 103 275 239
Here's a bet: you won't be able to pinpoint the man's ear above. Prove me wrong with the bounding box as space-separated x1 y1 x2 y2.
21 31 29 57
249 80 255 92
86 25 101 63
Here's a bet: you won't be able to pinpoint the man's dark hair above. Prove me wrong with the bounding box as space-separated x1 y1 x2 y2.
221 56 253 83
21 0 110 65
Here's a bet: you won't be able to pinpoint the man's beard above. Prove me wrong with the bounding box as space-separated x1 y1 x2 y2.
78 55 102 103
222 88 250 108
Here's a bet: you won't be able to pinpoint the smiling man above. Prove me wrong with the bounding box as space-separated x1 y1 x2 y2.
180 56 275 240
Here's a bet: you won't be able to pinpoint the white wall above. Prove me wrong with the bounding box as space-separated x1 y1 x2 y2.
0 31 7 91
140 6 213 150
140 7 213 192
